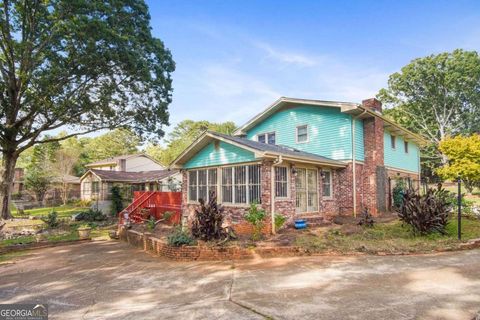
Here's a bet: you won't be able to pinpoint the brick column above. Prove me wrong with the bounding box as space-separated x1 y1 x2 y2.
362 98 387 215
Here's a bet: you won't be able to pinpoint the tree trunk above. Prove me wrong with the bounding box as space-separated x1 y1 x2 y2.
0 150 19 220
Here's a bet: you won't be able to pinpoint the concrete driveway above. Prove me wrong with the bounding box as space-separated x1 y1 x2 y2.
0 241 479 320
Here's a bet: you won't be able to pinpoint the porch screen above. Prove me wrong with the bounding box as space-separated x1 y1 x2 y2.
189 169 217 202
221 164 261 204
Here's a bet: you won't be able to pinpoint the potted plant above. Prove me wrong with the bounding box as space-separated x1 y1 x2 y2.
77 224 92 239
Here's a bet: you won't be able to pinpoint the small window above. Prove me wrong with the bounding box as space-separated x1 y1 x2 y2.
391 135 396 149
275 167 288 197
257 132 275 145
404 141 409 153
297 125 308 143
92 181 99 194
322 170 332 198
188 171 198 201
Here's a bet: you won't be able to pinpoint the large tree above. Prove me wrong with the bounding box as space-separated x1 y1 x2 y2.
0 0 175 219
378 49 480 172
146 120 237 165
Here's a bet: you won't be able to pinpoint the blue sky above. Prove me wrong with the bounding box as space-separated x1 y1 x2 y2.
146 0 480 135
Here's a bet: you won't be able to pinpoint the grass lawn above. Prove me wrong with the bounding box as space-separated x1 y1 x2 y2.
438 184 480 205
295 217 480 254
11 204 88 218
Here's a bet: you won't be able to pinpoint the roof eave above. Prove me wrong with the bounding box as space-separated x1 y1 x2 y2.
233 97 359 136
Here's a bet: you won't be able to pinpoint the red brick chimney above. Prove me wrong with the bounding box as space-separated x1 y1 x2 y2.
362 97 386 215
362 98 382 114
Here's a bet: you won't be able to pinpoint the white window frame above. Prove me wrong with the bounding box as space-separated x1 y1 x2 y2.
187 169 218 203
257 131 276 145
322 169 333 199
404 140 409 153
220 163 262 205
296 125 309 144
274 166 289 199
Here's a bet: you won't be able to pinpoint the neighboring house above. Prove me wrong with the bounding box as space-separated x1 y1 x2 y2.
12 168 24 195
171 97 425 232
46 174 81 202
80 154 180 202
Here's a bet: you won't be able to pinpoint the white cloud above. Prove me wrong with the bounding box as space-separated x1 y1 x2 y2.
254 41 319 67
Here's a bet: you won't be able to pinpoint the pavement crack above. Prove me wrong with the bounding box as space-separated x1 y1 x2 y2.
228 261 275 320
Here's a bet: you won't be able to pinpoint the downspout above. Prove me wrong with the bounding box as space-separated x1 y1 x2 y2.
351 109 367 217
271 155 283 234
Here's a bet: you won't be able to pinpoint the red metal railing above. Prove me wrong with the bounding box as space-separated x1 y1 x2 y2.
119 191 182 225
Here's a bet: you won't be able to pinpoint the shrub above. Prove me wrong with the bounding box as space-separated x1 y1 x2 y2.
398 184 453 235
357 207 374 227
274 213 287 231
74 209 106 222
41 211 59 228
110 186 124 217
146 216 156 231
167 226 196 247
244 202 266 241
392 179 406 209
191 192 228 241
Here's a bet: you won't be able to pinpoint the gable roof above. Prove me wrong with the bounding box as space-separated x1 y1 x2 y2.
81 169 178 183
233 96 427 145
85 154 163 168
170 131 346 168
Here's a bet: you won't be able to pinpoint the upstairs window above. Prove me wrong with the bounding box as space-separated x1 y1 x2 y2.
404 141 409 153
257 132 276 145
296 125 308 143
390 135 396 149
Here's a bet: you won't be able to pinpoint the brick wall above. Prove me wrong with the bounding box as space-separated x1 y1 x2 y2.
122 229 307 261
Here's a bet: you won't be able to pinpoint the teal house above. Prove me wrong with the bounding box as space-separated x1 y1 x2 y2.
171 97 425 234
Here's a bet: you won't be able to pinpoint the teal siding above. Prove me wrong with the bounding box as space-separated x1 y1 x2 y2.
184 141 256 169
384 131 420 173
246 105 364 161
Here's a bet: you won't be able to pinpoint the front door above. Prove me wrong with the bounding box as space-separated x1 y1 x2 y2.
295 168 318 213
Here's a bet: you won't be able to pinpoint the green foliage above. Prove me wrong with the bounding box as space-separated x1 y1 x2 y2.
0 0 175 219
146 120 237 165
41 211 59 229
378 49 480 180
167 226 196 247
357 207 375 228
146 216 156 231
191 192 228 241
398 185 453 235
24 169 51 202
392 179 407 209
84 129 141 163
244 202 266 241
110 186 124 216
437 135 480 193
74 209 106 222
274 213 287 231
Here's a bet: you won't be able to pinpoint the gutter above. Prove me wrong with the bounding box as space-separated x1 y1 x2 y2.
351 109 367 217
271 155 283 234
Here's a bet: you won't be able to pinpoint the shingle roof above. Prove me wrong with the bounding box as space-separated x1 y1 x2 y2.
89 169 178 183
210 131 345 166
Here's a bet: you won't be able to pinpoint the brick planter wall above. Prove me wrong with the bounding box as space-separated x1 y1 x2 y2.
120 229 308 261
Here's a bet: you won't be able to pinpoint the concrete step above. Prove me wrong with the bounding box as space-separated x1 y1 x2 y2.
294 215 330 227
